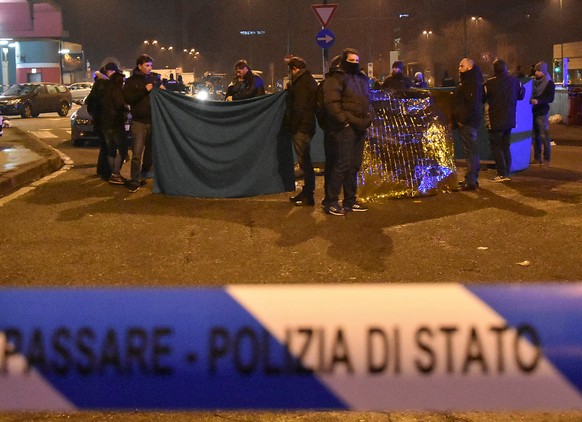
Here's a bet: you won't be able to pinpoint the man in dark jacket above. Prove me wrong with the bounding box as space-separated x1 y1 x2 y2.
123 54 165 192
225 60 265 101
86 62 121 180
322 48 372 216
483 59 525 182
284 57 318 206
530 61 555 166
100 71 129 185
453 58 483 191
382 60 412 91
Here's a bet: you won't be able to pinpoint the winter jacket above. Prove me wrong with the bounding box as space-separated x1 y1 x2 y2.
123 68 160 123
323 68 372 133
225 71 265 101
453 65 484 129
284 69 318 136
382 72 412 91
483 71 525 131
531 76 555 117
85 73 109 126
100 73 127 130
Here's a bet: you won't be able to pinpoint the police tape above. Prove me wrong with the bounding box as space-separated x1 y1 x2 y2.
0 284 581 411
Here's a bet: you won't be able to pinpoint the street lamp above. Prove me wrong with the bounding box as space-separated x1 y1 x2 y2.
471 16 483 26
423 30 432 39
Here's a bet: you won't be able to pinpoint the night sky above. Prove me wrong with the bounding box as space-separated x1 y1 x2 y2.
52 0 582 84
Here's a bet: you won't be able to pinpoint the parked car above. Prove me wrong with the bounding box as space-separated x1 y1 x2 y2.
67 82 93 101
0 83 73 118
70 102 131 146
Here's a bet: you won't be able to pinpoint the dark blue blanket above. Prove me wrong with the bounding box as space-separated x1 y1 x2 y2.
150 89 295 197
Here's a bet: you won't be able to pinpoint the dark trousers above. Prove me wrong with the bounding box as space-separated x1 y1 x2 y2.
292 131 315 195
130 121 152 183
103 127 129 176
459 124 480 186
323 125 366 207
489 129 512 177
95 126 111 179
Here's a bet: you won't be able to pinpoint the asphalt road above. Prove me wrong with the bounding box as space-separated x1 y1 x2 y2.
1 115 581 421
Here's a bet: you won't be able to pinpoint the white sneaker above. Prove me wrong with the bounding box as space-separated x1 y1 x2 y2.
491 175 510 182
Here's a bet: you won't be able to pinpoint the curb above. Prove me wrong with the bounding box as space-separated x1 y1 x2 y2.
0 127 64 198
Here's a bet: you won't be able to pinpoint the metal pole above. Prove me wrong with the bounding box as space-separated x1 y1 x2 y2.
463 0 467 57
322 0 329 75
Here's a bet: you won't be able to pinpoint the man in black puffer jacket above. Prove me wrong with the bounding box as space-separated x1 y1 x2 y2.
284 57 318 206
453 57 483 191
322 48 372 216
483 59 525 182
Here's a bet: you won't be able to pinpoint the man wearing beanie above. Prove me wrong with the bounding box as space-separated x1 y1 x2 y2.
382 60 412 91
322 48 372 216
530 61 555 166
483 59 525 182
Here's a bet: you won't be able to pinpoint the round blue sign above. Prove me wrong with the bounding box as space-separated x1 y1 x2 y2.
315 28 335 49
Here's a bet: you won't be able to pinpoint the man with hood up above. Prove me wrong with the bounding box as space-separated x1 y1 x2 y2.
483 59 525 182
453 57 483 191
530 61 555 166
321 48 372 216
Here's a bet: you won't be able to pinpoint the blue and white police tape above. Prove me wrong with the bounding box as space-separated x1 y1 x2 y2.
1 284 581 411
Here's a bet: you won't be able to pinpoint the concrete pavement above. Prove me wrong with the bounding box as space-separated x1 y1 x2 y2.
0 121 64 197
0 119 581 199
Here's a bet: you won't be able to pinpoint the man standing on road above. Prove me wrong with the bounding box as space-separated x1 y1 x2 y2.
86 62 121 181
453 57 483 191
483 59 525 182
123 54 165 193
530 61 555 166
284 57 318 207
322 48 372 216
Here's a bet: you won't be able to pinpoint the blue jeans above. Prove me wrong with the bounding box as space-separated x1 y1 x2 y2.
323 125 366 207
459 124 480 186
130 121 152 183
292 131 315 195
533 114 551 162
488 129 512 177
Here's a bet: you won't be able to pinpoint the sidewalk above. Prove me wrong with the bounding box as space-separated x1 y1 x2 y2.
550 121 582 146
0 124 63 197
0 121 580 199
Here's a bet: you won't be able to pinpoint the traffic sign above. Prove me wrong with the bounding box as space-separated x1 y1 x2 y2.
312 3 338 28
316 28 335 49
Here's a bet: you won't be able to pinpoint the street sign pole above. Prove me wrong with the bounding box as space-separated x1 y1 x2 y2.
322 0 328 76
312 1 338 75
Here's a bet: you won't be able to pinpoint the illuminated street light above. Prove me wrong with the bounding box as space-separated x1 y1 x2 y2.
471 16 483 26
423 30 432 39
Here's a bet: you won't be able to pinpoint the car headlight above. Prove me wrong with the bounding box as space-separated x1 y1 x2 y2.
6 99 22 105
196 90 209 100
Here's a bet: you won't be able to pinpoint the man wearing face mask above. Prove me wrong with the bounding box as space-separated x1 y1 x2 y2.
321 48 372 216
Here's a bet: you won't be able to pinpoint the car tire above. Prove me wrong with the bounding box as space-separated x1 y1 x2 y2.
72 138 83 147
58 102 71 117
21 103 33 118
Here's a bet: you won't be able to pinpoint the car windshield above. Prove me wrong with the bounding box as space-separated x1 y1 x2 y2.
3 84 35 96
